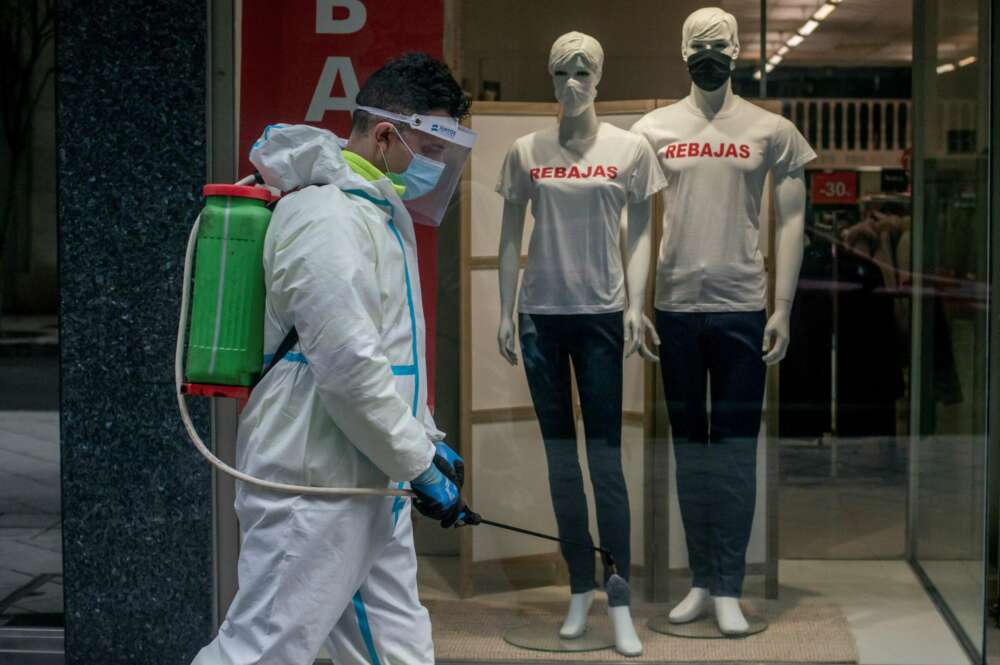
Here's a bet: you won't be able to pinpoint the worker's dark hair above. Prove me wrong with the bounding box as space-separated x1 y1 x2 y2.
351 53 470 134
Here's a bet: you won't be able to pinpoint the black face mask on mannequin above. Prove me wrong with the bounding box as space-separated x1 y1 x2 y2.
687 49 733 92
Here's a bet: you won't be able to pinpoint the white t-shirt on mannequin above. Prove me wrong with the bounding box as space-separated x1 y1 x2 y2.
497 122 666 315
631 96 816 312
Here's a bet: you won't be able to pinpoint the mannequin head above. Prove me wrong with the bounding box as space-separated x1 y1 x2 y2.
681 7 740 92
548 31 604 117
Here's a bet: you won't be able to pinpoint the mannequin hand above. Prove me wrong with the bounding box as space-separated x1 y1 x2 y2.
624 309 660 361
497 317 518 366
762 308 790 365
623 308 642 358
638 313 660 362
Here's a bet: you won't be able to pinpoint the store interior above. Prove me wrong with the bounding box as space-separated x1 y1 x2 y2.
393 1 992 664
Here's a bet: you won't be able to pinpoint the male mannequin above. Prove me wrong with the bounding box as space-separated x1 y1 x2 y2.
631 8 815 635
495 31 665 657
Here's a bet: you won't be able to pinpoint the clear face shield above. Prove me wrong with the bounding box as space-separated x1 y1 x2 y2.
357 106 477 227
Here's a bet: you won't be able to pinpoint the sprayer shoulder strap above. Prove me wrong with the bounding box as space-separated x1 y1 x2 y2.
256 326 299 386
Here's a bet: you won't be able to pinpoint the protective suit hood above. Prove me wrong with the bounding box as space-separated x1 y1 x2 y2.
249 123 383 197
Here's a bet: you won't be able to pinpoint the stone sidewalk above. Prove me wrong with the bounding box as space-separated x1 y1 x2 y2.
0 411 62 623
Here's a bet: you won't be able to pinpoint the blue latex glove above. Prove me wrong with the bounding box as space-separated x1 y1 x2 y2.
434 442 464 489
411 457 465 528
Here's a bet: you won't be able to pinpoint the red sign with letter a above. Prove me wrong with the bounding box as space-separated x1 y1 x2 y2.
811 171 858 205
239 0 445 405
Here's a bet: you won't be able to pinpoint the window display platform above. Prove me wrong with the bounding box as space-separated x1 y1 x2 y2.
647 613 769 638
406 559 968 665
423 596 848 663
421 596 850 663
503 622 615 652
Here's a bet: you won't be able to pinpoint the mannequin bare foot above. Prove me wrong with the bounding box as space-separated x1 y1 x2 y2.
668 587 710 623
607 605 643 656
714 596 749 635
559 590 594 638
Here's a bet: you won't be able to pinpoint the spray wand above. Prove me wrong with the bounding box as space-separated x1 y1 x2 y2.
459 511 618 577
457 510 630 605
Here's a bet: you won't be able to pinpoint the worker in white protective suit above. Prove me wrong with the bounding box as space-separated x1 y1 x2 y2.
190 53 475 665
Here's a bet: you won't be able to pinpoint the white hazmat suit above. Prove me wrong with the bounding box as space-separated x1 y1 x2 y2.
191 124 441 665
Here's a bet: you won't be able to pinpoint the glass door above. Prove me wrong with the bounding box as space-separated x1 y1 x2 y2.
911 0 991 659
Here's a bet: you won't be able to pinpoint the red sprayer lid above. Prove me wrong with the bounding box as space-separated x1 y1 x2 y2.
203 184 274 202
182 383 252 401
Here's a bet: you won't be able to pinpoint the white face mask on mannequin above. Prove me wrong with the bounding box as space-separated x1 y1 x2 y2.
552 55 599 117
548 31 604 117
680 7 741 91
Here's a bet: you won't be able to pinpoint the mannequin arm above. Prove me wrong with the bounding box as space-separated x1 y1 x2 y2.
762 169 807 365
624 198 660 361
498 200 527 365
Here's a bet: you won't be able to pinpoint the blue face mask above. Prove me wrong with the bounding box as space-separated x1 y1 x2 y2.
383 127 446 201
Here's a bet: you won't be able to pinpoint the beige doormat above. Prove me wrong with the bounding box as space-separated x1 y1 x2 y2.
427 599 858 663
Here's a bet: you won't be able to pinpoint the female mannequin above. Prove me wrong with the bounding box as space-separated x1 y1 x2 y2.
495 31 664 657
631 7 816 636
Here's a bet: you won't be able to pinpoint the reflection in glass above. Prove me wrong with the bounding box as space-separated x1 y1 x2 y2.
912 0 988 657
0 5 61 629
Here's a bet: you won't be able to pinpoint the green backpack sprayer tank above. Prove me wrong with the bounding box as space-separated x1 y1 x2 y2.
182 184 273 399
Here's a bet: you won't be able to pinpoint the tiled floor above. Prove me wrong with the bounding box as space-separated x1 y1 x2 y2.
0 411 62 623
781 560 968 665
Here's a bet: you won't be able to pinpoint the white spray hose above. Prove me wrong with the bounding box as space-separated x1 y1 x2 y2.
175 207 412 498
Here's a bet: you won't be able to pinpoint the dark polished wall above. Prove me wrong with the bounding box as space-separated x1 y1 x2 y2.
57 1 212 662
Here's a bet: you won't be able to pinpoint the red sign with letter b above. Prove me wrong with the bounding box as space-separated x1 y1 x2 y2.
239 0 446 405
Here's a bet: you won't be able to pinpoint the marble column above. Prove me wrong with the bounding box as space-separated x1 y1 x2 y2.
57 1 213 662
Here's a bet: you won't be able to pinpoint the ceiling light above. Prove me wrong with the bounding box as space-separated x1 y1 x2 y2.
936 63 956 74
813 3 837 20
754 70 762 80
765 63 776 73
799 20 820 36
761 2 841 78
958 56 977 67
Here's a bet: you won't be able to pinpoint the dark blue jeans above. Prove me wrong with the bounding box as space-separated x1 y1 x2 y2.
655 309 766 597
519 311 629 593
